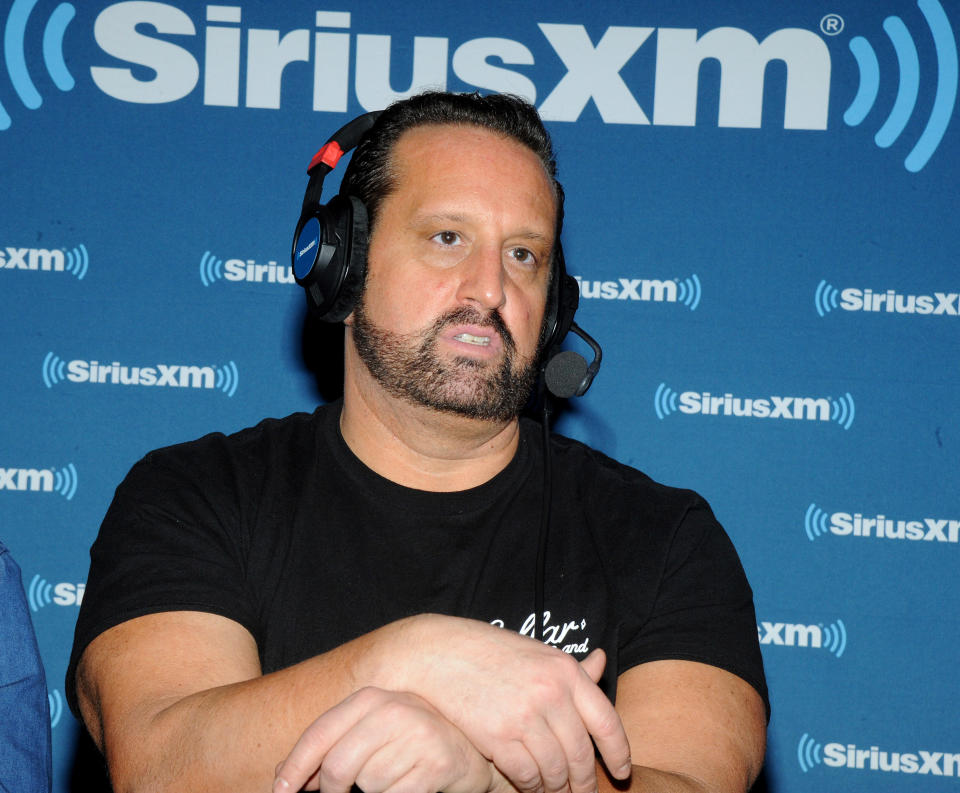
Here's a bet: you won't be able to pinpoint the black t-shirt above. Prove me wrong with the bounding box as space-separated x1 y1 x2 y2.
67 402 768 715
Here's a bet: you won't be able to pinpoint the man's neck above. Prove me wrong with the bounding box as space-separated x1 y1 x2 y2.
339 349 523 493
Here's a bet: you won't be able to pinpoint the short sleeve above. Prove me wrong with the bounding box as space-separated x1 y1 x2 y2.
65 448 257 717
618 499 769 715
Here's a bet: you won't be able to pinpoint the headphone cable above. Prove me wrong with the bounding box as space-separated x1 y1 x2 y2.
534 397 553 643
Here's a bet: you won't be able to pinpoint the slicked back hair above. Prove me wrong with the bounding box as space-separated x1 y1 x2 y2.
341 91 564 240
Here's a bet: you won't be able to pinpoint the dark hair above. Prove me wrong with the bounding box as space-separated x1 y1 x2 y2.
341 91 564 235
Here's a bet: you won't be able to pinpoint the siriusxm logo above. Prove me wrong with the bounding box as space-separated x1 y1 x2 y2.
200 250 295 287
27 574 84 611
654 384 856 429
573 274 701 310
757 619 847 657
815 281 959 317
42 352 239 396
48 689 63 729
2 2 956 171
805 503 959 544
843 0 958 172
798 733 960 777
0 463 77 499
0 0 75 129
1 244 89 279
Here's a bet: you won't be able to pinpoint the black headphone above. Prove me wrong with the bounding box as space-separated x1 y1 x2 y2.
291 110 601 398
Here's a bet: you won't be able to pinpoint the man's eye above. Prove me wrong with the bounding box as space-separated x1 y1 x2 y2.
510 247 537 267
433 231 461 245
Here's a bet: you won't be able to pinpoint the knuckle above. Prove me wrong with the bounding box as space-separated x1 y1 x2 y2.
319 761 351 792
431 752 457 779
495 751 541 792
592 708 624 739
353 685 387 706
541 760 569 788
567 738 595 767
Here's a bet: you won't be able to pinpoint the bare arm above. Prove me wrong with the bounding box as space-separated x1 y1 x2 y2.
76 611 629 793
601 660 767 793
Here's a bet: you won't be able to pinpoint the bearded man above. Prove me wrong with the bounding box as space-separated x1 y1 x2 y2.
69 92 767 793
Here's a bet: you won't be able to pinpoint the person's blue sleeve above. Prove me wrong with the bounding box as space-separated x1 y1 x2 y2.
0 542 53 793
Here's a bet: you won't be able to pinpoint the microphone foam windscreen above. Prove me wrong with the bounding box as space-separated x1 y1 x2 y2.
544 350 588 398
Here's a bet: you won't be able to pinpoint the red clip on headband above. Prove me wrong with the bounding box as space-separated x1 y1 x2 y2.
307 141 346 173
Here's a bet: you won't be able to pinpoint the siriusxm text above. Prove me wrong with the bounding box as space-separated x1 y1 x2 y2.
823 743 960 776
91 4 830 128
1 247 66 271
50 583 85 607
757 622 823 648
679 392 830 421
840 288 959 315
66 360 216 388
830 512 959 544
224 259 295 284
574 276 677 302
0 468 56 492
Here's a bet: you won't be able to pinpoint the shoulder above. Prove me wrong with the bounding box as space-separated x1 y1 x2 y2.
533 420 709 527
131 403 337 481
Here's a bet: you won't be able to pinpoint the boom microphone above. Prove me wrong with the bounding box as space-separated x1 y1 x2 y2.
543 322 602 398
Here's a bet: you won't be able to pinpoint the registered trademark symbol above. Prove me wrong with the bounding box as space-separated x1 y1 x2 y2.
820 13 844 35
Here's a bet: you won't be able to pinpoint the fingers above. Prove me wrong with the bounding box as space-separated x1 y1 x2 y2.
578 649 606 684
492 741 547 793
539 711 597 793
569 664 632 781
274 688 379 792
276 687 496 793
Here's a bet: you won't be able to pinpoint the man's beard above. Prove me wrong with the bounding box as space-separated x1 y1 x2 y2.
351 299 541 422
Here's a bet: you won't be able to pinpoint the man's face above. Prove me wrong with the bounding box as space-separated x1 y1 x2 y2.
349 123 556 422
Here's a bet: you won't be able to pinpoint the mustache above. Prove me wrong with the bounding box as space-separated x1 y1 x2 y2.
428 306 516 354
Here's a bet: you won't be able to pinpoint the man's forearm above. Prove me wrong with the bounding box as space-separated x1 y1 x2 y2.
80 613 417 793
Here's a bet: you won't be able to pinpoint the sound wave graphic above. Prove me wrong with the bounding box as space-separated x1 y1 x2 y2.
830 392 856 429
41 350 66 387
200 251 225 286
654 382 679 419
48 689 63 728
797 733 823 773
814 280 840 316
53 462 77 499
27 573 52 611
215 360 239 397
1 0 76 131
821 619 848 657
804 502 831 541
844 0 958 172
64 243 88 279
674 274 702 311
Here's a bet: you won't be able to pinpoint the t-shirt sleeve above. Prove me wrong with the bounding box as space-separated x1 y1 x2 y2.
65 446 257 717
617 497 769 715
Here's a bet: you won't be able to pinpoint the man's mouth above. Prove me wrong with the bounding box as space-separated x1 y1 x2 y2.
452 332 492 347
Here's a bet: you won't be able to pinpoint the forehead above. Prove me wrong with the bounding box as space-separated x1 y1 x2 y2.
386 124 558 219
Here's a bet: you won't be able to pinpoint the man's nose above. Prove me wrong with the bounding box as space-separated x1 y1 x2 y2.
455 244 507 312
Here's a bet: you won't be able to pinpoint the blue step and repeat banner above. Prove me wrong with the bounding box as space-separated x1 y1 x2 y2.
2 0 957 790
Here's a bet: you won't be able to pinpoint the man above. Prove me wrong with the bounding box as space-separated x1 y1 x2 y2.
68 92 767 793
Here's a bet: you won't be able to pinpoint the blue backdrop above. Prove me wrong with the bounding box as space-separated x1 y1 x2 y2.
2 0 957 790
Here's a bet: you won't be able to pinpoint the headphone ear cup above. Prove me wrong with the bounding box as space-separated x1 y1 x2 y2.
544 273 579 353
320 195 369 323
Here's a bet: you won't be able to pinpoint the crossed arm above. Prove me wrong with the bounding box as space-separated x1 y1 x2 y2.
75 610 766 793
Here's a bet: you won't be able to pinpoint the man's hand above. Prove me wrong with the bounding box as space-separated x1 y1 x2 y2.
364 616 631 793
274 687 506 793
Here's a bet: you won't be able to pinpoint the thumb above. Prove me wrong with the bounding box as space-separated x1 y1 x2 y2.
579 647 607 683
